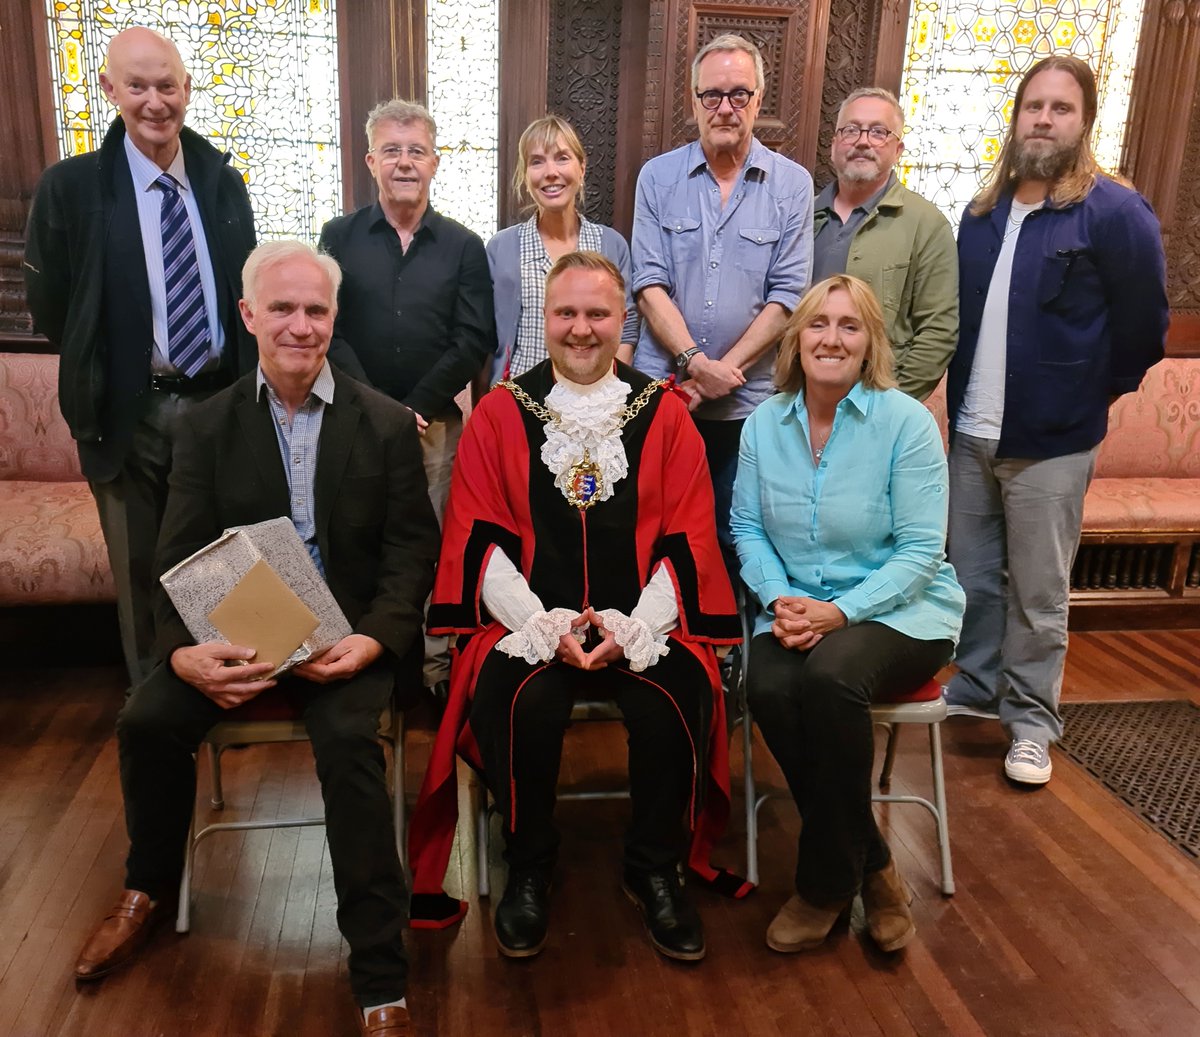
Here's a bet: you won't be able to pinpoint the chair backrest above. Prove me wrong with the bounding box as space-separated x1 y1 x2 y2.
1093 358 1200 478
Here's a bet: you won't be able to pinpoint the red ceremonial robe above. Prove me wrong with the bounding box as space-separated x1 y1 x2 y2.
407 361 745 927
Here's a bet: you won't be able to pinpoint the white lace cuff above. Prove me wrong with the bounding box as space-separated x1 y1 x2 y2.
495 607 583 665
594 608 669 672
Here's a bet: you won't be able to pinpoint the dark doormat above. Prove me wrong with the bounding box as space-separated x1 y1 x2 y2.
1059 701 1199 862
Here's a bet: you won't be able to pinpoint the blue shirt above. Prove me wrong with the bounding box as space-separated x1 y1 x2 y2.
730 384 964 642
630 138 813 420
256 360 336 576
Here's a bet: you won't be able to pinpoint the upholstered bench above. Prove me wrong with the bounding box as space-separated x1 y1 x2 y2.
1073 358 1200 610
0 352 114 605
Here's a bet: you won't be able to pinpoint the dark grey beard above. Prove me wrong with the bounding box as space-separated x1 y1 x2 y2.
1012 136 1079 181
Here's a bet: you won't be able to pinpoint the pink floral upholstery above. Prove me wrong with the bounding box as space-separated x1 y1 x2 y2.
0 352 84 481
0 352 115 604
1095 359 1200 478
1083 477 1200 532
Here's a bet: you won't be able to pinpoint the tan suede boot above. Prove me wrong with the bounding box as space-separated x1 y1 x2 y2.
861 857 915 951
765 894 849 953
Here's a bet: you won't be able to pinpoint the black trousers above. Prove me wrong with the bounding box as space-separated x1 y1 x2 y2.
693 416 744 581
469 645 709 873
747 623 953 905
117 662 408 1007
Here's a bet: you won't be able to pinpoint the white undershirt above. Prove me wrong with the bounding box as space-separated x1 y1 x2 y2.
957 199 1043 440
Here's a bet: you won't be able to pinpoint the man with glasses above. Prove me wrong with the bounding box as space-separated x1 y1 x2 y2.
813 87 958 400
319 99 496 691
630 33 812 567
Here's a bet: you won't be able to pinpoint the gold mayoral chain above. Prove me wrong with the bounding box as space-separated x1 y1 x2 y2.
497 378 668 510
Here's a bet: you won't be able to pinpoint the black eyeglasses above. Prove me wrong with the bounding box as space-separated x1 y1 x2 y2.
695 88 756 111
834 124 900 145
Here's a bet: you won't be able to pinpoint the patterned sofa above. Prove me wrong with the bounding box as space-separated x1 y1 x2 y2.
0 352 115 605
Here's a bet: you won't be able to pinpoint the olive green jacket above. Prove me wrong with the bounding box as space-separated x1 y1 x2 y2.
813 177 958 401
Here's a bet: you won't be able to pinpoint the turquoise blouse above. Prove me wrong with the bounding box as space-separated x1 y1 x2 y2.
731 383 964 642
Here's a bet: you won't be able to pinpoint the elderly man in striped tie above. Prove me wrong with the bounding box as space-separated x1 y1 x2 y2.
24 27 258 689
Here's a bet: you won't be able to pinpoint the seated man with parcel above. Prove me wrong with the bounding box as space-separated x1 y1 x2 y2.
74 240 439 1037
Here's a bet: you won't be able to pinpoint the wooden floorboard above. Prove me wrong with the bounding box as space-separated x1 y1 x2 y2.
0 630 1198 1036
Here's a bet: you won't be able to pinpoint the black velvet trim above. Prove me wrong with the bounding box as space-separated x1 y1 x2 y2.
428 520 521 631
409 893 469 928
654 532 741 640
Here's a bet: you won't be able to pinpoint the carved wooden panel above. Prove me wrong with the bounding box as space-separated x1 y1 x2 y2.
641 0 828 169
1164 51 1200 313
548 0 624 226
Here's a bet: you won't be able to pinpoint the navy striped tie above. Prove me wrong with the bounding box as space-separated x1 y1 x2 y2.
157 173 211 378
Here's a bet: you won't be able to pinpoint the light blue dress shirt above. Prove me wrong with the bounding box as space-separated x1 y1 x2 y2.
731 383 964 642
124 135 224 374
256 359 336 577
630 137 813 420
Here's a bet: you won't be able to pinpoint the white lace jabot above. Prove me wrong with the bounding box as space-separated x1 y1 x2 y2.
542 369 630 506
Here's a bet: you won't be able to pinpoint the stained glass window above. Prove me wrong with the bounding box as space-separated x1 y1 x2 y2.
44 0 342 242
426 0 499 239
898 0 1145 226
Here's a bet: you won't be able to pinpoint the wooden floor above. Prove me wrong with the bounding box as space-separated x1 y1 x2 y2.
1 630 1198 1037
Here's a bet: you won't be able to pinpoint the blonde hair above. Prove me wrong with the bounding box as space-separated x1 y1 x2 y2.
971 56 1102 216
775 275 896 395
513 114 587 214
544 250 624 298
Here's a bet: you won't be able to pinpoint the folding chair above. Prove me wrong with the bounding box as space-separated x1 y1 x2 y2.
738 599 955 896
176 687 408 932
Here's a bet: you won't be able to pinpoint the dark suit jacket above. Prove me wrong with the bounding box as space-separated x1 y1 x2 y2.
153 366 439 669
24 118 258 481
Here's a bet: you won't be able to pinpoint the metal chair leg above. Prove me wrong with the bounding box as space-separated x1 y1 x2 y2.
929 722 955 895
208 742 224 809
476 790 491 898
392 712 407 873
743 708 760 887
879 722 899 790
176 790 197 933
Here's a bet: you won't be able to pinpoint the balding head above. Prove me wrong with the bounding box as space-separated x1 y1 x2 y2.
101 27 191 170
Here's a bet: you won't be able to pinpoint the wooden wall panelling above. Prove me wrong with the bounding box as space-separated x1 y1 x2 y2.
337 1 427 214
498 0 551 231
547 0 623 228
0 0 58 346
645 0 831 173
871 0 911 92
816 0 887 187
612 0 654 236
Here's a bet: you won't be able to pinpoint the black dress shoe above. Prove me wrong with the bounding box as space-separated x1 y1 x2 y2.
494 867 551 957
622 865 706 961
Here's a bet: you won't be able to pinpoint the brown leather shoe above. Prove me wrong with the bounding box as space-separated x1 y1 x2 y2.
861 856 916 952
361 1004 411 1036
75 889 161 980
766 893 850 952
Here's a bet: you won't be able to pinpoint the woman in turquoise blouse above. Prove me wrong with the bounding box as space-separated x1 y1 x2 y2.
731 274 964 955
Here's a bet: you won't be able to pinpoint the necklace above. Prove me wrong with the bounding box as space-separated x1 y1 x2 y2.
811 421 832 462
498 377 667 509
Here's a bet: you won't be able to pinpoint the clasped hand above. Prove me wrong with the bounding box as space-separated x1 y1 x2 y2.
172 633 384 708
771 596 847 652
679 354 745 411
554 607 625 670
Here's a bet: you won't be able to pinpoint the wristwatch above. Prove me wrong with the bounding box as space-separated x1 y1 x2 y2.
675 346 703 372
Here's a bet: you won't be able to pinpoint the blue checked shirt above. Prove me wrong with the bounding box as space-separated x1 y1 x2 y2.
631 137 814 420
256 360 336 576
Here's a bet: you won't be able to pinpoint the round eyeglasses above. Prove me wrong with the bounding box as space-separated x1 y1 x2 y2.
834 124 900 146
695 88 757 111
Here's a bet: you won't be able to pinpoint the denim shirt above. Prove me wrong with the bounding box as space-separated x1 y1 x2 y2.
630 138 813 420
730 384 964 642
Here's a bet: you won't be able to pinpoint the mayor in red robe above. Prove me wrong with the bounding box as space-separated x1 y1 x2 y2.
407 252 743 961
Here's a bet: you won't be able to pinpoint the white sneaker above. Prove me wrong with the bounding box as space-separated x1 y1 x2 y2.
1004 739 1052 784
945 703 1000 720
